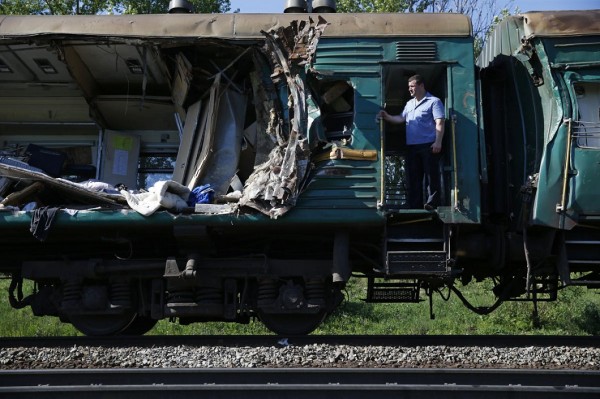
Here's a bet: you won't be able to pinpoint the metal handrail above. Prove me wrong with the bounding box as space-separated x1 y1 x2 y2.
573 120 600 149
557 118 573 213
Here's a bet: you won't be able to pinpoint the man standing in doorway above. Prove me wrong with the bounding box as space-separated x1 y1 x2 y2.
377 74 445 210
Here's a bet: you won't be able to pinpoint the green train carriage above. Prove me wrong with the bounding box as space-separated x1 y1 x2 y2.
478 10 600 302
0 9 477 335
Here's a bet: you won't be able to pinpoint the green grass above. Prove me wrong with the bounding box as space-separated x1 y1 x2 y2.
1 276 599 337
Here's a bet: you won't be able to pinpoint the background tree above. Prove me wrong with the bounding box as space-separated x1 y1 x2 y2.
0 0 108 14
0 0 230 15
336 0 429 13
336 0 515 56
121 0 229 14
426 0 515 56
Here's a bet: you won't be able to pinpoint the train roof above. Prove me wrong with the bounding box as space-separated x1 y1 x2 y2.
477 9 600 68
0 12 472 40
517 10 600 38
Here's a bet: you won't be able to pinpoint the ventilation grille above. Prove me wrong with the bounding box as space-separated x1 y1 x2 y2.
396 42 437 61
313 43 383 75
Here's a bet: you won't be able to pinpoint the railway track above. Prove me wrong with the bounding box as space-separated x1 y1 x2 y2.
2 335 598 397
1 368 599 398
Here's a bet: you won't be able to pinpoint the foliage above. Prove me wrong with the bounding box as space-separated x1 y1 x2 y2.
1 277 599 337
0 0 109 15
0 0 230 15
336 0 430 13
437 2 518 56
121 0 229 14
477 6 517 55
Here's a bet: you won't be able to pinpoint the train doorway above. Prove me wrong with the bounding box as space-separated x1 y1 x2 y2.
380 64 448 212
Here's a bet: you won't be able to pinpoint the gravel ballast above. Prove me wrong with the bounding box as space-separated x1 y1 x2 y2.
1 344 598 369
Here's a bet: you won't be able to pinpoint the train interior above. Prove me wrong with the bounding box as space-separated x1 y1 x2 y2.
0 22 350 218
0 39 192 211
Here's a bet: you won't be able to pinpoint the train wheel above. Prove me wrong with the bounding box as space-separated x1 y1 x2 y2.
69 312 136 336
120 315 158 336
258 309 327 336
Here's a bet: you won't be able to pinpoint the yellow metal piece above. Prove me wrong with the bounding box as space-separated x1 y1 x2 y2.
558 118 573 213
380 118 385 207
451 115 459 210
312 147 378 163
335 147 378 161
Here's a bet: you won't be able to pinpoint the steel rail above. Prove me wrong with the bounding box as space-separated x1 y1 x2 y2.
1 368 599 398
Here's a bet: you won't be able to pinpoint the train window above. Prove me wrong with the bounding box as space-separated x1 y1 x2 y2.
137 153 177 190
314 80 354 141
573 82 600 149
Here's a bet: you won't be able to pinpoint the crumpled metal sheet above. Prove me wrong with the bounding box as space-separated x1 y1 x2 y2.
238 17 327 219
194 88 247 197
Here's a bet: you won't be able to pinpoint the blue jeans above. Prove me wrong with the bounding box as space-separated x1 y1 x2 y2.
406 143 441 209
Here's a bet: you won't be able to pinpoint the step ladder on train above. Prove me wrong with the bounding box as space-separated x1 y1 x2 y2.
564 228 600 288
367 222 453 303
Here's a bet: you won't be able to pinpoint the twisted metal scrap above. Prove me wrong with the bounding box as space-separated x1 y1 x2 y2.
238 17 328 219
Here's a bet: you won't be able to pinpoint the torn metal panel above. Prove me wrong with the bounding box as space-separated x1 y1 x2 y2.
173 99 202 184
195 89 247 197
238 17 327 219
61 45 99 102
306 94 324 146
171 52 193 117
0 160 122 206
186 74 222 190
249 51 278 166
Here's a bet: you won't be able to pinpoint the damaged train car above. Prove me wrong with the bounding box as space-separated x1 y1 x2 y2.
1 4 599 336
0 10 427 335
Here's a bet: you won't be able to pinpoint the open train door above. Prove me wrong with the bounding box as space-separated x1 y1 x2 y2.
379 62 481 224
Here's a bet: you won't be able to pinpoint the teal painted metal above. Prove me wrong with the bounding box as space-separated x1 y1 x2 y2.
478 11 600 230
532 36 600 230
307 33 480 224
288 38 384 225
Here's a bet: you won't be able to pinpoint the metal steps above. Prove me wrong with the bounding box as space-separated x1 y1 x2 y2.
564 233 600 287
382 222 450 277
387 251 448 275
367 221 452 303
366 279 420 303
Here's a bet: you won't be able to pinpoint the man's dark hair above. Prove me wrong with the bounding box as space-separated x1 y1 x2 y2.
408 74 424 86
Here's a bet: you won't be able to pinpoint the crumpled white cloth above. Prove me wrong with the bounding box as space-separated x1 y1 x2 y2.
121 180 190 216
76 179 121 195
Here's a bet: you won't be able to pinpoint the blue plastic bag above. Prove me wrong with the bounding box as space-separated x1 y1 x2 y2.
187 184 214 206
